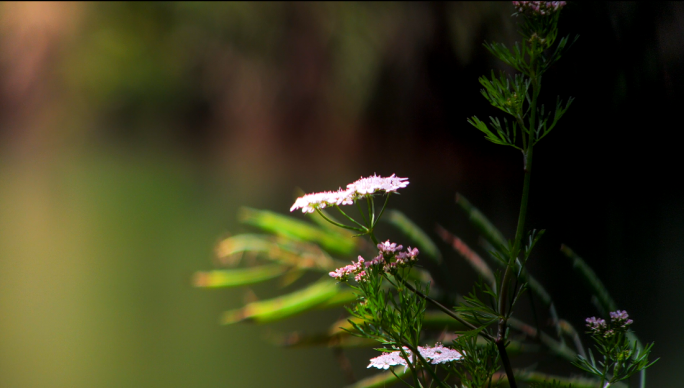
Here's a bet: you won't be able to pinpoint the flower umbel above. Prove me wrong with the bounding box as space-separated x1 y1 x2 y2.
290 174 409 213
368 344 463 370
346 174 409 195
289 189 354 213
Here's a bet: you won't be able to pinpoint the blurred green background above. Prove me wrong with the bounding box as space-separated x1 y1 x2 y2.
0 2 682 387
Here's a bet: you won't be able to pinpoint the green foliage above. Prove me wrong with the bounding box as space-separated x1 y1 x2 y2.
573 317 658 387
194 4 661 388
452 333 500 388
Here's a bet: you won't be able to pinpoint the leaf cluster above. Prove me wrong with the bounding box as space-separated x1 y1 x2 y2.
451 333 500 388
573 330 658 386
468 7 578 151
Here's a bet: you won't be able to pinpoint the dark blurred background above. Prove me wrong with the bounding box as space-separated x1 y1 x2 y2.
0 2 681 387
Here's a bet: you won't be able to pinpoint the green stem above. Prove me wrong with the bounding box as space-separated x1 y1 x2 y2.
373 194 392 229
315 209 365 233
495 54 541 388
334 205 367 230
356 200 369 226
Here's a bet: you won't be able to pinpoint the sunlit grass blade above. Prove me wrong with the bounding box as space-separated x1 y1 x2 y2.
192 265 289 288
239 207 357 255
383 209 442 263
216 233 343 271
215 233 273 264
220 278 340 324
344 368 409 388
316 288 358 308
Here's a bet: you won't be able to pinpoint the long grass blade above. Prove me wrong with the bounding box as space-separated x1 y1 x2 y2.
239 207 357 255
220 279 340 324
192 265 289 288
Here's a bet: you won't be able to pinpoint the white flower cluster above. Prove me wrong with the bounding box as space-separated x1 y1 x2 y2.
290 174 409 213
367 344 463 370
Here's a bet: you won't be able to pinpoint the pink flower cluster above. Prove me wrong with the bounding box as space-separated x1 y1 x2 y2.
367 343 463 370
328 240 419 281
512 1 566 16
586 310 633 338
290 174 409 213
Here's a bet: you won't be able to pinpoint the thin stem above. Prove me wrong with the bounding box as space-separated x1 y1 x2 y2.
494 49 541 388
368 232 380 246
370 195 376 226
496 341 517 388
397 344 422 388
356 200 369 226
315 209 365 232
334 205 367 230
373 194 392 228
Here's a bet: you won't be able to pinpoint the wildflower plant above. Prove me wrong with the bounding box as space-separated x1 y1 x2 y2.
194 3 659 388
574 311 657 388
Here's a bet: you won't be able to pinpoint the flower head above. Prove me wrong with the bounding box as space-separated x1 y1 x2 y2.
290 189 354 213
610 310 633 329
586 316 607 334
367 344 462 370
512 1 566 16
290 174 408 213
586 310 634 338
378 240 403 255
347 174 409 196
367 350 410 370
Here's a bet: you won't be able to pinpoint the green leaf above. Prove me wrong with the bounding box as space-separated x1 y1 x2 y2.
192 265 289 288
239 207 357 255
467 115 513 147
383 209 442 263
220 278 341 324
